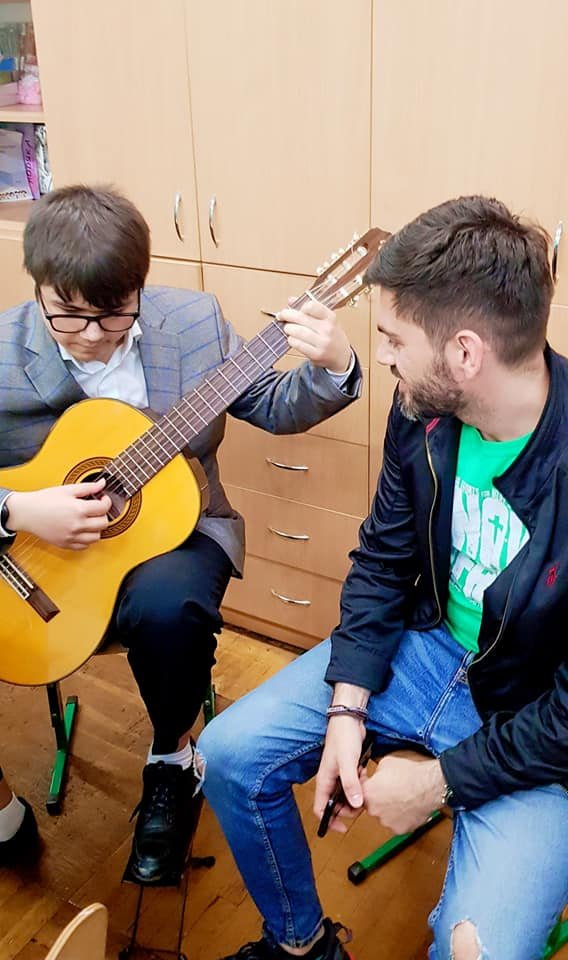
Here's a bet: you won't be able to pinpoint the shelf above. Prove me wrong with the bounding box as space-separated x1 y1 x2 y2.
0 198 34 234
0 103 44 123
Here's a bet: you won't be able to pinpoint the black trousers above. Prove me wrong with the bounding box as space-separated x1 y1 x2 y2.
108 531 233 753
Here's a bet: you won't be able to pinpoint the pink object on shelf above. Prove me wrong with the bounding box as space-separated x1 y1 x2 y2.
18 67 42 106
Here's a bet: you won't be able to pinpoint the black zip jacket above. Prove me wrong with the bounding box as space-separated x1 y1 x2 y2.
326 346 568 808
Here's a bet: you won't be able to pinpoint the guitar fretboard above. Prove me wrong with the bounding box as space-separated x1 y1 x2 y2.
106 318 289 496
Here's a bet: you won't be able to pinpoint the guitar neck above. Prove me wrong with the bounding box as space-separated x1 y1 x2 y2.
106 318 289 496
101 226 388 498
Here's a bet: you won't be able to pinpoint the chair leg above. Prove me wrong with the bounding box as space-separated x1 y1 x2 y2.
46 682 78 816
347 810 444 885
202 682 216 726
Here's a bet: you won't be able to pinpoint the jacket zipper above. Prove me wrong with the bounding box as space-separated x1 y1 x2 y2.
466 568 518 683
424 432 443 625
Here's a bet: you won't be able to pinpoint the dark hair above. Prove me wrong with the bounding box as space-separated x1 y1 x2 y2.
23 184 150 311
365 196 554 366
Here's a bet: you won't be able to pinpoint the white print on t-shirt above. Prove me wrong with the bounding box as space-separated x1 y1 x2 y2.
449 478 529 607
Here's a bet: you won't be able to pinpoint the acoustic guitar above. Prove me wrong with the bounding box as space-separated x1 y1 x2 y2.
0 228 387 686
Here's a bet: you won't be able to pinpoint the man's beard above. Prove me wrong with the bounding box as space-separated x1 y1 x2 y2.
395 354 466 421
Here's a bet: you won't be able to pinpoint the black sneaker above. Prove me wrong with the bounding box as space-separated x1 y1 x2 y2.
0 798 40 867
124 761 203 887
219 919 353 960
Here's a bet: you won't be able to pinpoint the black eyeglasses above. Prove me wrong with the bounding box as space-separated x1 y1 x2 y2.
36 287 141 333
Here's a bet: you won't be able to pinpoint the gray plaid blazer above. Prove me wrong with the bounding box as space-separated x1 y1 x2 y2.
0 286 361 573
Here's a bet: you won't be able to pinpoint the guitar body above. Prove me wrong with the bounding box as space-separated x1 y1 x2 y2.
0 398 206 686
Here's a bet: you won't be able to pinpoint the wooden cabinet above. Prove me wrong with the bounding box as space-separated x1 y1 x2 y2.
371 0 568 304
203 262 368 646
186 0 372 274
32 0 201 260
0 225 34 311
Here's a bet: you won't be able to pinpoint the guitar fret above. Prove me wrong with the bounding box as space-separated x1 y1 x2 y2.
116 448 153 484
242 344 266 372
257 331 281 357
145 429 175 460
162 411 197 445
228 355 254 382
133 436 165 469
183 398 209 426
205 377 231 405
194 386 219 416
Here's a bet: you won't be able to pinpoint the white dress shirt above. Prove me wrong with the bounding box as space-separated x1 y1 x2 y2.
58 321 148 407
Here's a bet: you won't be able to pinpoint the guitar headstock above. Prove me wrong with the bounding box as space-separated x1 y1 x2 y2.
293 227 391 312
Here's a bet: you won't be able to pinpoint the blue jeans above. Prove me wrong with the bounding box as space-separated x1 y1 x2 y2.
199 626 568 958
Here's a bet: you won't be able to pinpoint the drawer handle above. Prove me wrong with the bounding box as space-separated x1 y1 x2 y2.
209 194 219 247
271 588 311 606
552 220 563 282
173 192 184 242
266 457 309 472
268 526 310 541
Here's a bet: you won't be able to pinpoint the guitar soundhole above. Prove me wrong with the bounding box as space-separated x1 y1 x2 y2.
63 457 142 539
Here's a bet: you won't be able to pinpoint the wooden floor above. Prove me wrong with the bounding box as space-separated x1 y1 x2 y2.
0 628 565 960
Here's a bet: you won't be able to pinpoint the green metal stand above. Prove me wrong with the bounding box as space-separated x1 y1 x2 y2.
543 918 568 960
347 810 444 885
46 682 78 816
348 811 567 958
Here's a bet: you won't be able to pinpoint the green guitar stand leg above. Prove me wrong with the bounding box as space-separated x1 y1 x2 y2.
543 916 568 960
347 810 444 885
46 681 78 816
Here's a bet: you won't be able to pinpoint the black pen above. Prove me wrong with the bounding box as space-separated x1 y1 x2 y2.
317 733 374 838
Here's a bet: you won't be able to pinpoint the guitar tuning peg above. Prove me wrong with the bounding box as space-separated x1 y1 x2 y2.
338 248 345 255
329 252 337 261
352 232 360 242
316 266 323 275
349 295 360 308
323 261 330 269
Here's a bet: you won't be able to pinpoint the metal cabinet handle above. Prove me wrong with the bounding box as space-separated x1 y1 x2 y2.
552 220 563 282
209 194 219 247
266 457 309 472
271 588 311 606
173 192 184 242
268 526 310 541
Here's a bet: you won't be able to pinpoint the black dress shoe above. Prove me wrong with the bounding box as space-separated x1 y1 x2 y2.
0 798 40 867
218 919 353 960
124 761 203 886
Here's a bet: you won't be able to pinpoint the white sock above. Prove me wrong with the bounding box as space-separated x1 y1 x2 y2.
0 794 26 842
147 739 195 771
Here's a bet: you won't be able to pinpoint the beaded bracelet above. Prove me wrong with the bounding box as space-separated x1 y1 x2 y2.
326 704 368 722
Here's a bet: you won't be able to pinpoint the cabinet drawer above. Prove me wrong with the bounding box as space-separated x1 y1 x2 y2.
223 556 342 644
226 485 361 581
275 356 369 446
219 421 368 516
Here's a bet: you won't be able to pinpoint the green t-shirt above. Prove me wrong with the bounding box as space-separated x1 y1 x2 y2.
445 423 532 653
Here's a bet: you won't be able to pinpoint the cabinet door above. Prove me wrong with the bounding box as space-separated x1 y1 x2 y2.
32 0 201 260
186 0 372 274
372 0 568 304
